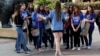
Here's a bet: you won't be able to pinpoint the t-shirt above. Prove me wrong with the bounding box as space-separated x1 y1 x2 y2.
85 13 96 27
20 10 28 20
43 12 51 29
31 12 44 28
14 14 24 27
14 10 28 27
63 12 71 29
71 13 83 26
48 10 64 31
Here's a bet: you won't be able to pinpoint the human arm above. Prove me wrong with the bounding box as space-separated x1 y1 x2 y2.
86 13 96 23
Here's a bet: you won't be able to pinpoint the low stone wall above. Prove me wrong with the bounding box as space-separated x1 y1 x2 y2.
0 28 17 38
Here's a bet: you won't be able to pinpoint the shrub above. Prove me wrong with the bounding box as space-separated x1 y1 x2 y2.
34 0 55 9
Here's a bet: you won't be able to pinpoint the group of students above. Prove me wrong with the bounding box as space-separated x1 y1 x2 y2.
12 2 54 54
12 1 100 56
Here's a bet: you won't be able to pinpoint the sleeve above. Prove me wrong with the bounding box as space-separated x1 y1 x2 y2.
61 11 65 19
80 12 84 20
93 13 96 19
31 12 37 21
31 12 34 21
48 10 53 19
21 11 28 20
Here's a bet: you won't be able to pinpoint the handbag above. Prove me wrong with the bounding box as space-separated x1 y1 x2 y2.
22 21 27 30
81 22 90 37
31 28 39 36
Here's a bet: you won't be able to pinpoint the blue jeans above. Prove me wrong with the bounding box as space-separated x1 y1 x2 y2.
15 27 28 52
37 28 44 49
88 26 94 46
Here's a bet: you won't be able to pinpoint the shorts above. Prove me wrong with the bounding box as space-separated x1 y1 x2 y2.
52 30 63 33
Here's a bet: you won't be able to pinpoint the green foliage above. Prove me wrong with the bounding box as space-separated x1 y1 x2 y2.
34 0 55 9
36 0 51 5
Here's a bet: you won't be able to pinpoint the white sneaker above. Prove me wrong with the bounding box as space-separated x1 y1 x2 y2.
77 47 81 51
87 46 91 49
72 47 76 50
55 53 58 56
59 53 63 56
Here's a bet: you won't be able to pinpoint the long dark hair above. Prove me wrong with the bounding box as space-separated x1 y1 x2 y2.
27 2 34 11
44 5 50 15
55 1 61 21
73 6 80 16
68 6 74 16
36 4 45 14
13 3 25 23
14 3 26 16
85 5 94 15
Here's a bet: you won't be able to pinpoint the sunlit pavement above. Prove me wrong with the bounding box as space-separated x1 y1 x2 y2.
0 24 100 56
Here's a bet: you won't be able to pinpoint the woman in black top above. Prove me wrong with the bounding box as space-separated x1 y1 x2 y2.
27 2 34 44
12 3 29 54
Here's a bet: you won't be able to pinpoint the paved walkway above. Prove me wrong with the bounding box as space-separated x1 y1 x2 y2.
0 24 100 56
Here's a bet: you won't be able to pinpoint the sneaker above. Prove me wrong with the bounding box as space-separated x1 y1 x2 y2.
77 47 81 51
72 47 76 50
25 51 30 54
87 46 91 49
55 53 58 56
59 53 63 56
37 48 44 52
55 52 62 56
16 51 21 53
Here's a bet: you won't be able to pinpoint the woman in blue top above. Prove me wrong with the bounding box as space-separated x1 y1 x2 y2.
43 5 54 49
71 6 83 51
32 4 45 52
85 5 96 49
48 1 64 56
